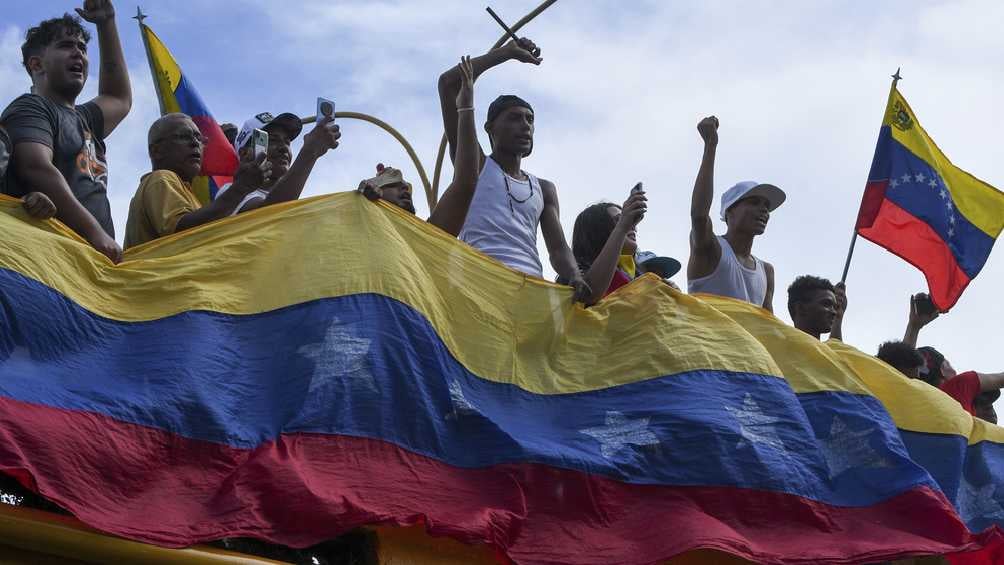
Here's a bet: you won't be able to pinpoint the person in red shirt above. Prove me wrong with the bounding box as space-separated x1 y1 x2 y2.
901 292 1004 421
916 346 1004 418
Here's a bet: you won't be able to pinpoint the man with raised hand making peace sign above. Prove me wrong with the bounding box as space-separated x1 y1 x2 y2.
2 0 131 263
687 116 785 312
437 38 590 302
364 56 481 238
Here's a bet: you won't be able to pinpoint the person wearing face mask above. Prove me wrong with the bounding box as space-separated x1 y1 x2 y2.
2 1 131 263
687 116 785 312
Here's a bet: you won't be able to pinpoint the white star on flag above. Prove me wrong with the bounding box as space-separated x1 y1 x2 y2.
890 178 900 188
900 173 911 183
948 228 955 238
928 179 938 188
939 188 948 199
957 475 1004 524
950 215 957 225
946 200 953 210
915 172 926 183
820 416 892 478
297 317 378 394
725 393 787 451
446 380 479 420
580 411 660 459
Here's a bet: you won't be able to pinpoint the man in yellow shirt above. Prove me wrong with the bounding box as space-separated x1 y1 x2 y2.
124 113 269 248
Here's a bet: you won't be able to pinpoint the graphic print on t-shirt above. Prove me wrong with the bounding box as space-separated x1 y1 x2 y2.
76 130 108 190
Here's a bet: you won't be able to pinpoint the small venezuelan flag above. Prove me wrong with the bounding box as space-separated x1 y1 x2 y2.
139 23 237 203
856 84 1004 310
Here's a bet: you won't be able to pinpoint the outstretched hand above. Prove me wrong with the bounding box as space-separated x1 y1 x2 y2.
834 282 847 317
231 152 272 196
569 274 592 304
618 190 647 230
358 164 385 201
908 292 940 328
504 37 542 65
697 116 719 146
76 0 116 24
302 116 341 158
456 56 475 109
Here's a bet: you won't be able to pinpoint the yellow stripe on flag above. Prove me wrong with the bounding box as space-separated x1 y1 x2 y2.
141 25 182 114
882 88 1004 238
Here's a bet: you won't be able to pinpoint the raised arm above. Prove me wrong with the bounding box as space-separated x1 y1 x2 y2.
903 292 939 348
977 373 1004 393
76 0 132 135
430 56 480 236
13 142 120 262
253 118 341 210
539 179 590 303
580 191 647 305
688 116 721 280
437 38 541 165
830 282 847 341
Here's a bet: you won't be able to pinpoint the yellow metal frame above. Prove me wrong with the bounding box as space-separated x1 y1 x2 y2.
304 0 559 211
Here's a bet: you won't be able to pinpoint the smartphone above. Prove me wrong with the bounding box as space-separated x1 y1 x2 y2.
630 182 644 195
317 97 336 124
252 128 268 161
913 293 937 316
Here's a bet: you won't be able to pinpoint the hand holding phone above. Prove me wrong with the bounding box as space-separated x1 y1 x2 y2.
251 128 268 161
630 182 644 196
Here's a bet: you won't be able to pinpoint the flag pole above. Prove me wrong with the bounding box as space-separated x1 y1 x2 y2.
840 68 902 284
133 7 166 116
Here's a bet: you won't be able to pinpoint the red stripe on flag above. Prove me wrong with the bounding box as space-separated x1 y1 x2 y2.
856 179 888 229
190 115 237 177
0 397 998 563
858 197 972 310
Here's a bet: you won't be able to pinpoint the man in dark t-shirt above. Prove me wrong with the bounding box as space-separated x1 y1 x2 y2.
2 2 131 262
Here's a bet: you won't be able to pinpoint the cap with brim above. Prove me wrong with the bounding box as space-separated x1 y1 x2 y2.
636 251 682 279
233 111 304 153
263 112 303 140
719 181 786 222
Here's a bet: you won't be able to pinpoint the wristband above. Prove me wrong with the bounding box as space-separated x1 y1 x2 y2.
457 106 474 113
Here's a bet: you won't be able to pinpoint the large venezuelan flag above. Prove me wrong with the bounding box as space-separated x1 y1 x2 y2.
1 193 1004 564
139 23 237 203
856 85 1004 310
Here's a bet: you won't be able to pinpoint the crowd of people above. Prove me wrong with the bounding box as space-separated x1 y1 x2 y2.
1 3 1002 563
1 0 1001 506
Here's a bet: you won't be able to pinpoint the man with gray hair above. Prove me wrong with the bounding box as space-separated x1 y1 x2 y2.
124 113 269 248
687 116 785 312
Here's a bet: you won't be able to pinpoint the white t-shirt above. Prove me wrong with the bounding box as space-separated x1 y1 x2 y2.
216 183 268 216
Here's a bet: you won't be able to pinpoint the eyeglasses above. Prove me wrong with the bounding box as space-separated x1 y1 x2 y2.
155 131 207 145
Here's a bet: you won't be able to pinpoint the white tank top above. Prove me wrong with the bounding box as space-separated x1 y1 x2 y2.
460 157 544 277
688 236 767 306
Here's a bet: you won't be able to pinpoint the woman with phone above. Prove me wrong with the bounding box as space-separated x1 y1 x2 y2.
564 184 672 305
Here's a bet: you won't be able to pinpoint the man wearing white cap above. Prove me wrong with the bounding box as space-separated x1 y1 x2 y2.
224 110 340 214
687 116 786 312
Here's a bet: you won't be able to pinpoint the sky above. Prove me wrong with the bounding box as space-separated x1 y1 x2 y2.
2 1 1004 398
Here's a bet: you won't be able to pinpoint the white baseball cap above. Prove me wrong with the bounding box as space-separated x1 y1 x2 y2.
720 181 786 222
232 111 303 153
